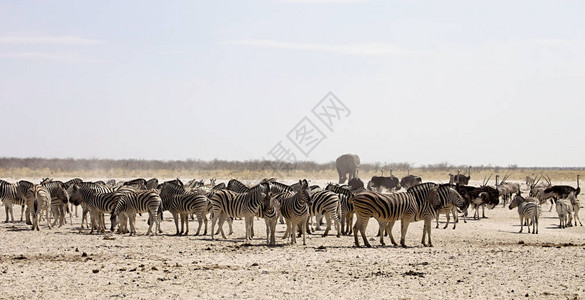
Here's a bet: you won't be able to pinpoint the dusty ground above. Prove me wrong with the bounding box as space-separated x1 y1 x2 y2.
1 178 584 299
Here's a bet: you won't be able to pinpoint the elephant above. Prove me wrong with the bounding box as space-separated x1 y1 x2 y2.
336 154 360 184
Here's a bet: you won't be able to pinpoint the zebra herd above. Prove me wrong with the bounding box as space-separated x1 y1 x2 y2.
0 175 582 247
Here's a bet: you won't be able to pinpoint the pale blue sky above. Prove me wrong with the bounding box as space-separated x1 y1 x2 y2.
1 1 584 167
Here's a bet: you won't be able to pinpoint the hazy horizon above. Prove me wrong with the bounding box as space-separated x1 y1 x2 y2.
1 1 584 168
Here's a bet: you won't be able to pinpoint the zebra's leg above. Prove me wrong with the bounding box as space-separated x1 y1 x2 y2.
452 207 458 230
5 203 13 223
435 213 440 229
352 218 361 247
184 213 190 235
519 215 524 233
359 217 371 248
315 214 323 231
400 219 411 248
421 218 432 247
386 221 397 246
265 218 270 245
227 217 233 235
290 220 297 244
340 210 346 235
283 219 292 241
250 218 255 239
322 214 332 237
378 220 387 246
20 204 25 223
301 216 308 245
172 212 180 235
334 212 341 238
575 207 583 226
217 213 227 239
194 213 204 236
129 214 136 236
210 212 218 240
534 215 539 234
245 216 253 241
443 211 450 230
145 211 154 235
348 212 354 235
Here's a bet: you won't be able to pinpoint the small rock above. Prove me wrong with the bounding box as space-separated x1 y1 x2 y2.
356 255 362 259
251 262 259 267
81 252 88 257
92 269 99 274
151 266 158 271
261 270 269 274
518 241 525 245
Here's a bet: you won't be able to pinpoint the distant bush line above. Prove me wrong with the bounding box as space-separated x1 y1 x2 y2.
0 157 583 173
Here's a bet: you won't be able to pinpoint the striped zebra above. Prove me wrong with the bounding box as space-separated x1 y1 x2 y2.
555 198 573 229
122 178 148 190
210 182 270 240
67 182 115 229
266 180 295 224
567 192 583 226
351 191 418 247
17 181 35 225
0 180 27 223
227 179 250 193
509 192 541 234
278 180 312 245
110 190 162 236
41 181 70 227
255 192 278 246
404 183 466 247
325 183 354 235
27 184 52 230
146 178 159 190
69 184 124 233
307 190 341 237
434 205 458 230
159 181 209 236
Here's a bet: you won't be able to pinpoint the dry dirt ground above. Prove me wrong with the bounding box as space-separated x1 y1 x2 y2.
1 179 584 299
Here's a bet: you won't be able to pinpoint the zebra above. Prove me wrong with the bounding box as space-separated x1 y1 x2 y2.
41 181 70 227
27 184 52 230
227 179 250 193
0 180 27 223
555 198 573 229
146 178 159 190
325 183 354 235
122 178 148 190
278 179 312 245
210 182 270 241
567 192 583 226
16 180 35 225
351 191 418 248
509 192 541 234
307 190 341 237
67 182 115 229
255 191 278 246
434 205 458 230
159 181 209 236
68 184 124 233
405 183 466 246
110 190 162 236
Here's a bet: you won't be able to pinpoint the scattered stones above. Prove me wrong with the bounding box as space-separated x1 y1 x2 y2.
81 252 88 257
403 270 425 278
92 269 99 274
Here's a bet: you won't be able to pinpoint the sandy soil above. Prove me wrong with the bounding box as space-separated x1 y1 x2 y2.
1 178 584 299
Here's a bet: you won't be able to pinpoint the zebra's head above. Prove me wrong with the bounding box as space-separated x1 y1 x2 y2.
68 184 84 206
299 179 312 205
509 192 524 210
262 191 274 214
427 187 442 211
